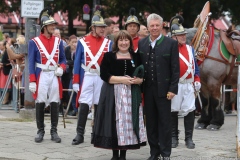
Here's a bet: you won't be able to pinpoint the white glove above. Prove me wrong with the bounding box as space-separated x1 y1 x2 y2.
55 67 63 76
29 82 36 93
73 84 79 93
194 81 201 91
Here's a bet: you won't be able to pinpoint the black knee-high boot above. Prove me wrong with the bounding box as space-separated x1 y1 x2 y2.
72 103 89 145
50 102 61 143
171 112 179 148
35 103 45 143
119 150 127 160
111 150 119 160
184 111 195 149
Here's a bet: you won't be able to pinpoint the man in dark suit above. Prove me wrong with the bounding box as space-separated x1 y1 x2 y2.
138 13 179 160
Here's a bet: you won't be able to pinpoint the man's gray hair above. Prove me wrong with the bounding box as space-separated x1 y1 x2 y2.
147 13 163 27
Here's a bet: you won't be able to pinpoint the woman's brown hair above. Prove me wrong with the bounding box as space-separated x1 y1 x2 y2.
112 30 134 53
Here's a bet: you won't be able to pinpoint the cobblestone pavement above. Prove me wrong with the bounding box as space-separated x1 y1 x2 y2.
0 109 238 160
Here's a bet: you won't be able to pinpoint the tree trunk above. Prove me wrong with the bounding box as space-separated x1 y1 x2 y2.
68 12 75 36
119 14 123 30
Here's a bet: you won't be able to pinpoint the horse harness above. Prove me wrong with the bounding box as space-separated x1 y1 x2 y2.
220 26 240 56
191 11 240 84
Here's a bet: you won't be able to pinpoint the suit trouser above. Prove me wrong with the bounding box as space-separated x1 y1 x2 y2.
144 84 172 157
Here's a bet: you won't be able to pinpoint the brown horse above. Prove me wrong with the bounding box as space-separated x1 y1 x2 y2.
186 27 238 131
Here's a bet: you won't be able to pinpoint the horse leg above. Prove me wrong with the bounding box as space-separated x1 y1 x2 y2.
206 96 224 131
195 93 211 130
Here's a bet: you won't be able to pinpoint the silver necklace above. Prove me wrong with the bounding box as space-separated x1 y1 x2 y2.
117 51 130 56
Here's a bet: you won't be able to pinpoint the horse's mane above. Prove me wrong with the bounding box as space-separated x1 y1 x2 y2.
185 28 198 45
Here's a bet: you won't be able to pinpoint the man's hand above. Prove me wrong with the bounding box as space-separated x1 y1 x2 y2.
55 67 63 76
29 82 36 93
167 92 175 100
194 81 201 91
73 84 79 93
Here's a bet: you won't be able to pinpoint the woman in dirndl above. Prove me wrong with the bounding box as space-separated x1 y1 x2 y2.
92 30 146 160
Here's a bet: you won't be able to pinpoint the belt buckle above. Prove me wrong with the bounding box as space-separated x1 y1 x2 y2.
89 68 94 73
180 79 186 84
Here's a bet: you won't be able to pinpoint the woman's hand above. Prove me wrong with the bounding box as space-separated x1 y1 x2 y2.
121 76 135 85
131 76 143 85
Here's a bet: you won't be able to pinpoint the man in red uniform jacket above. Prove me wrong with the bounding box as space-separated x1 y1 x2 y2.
125 8 140 53
170 15 201 149
28 8 66 143
71 10 112 145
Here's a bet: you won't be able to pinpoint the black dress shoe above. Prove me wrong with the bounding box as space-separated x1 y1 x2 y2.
162 157 170 160
72 134 84 145
111 157 119 160
147 155 160 160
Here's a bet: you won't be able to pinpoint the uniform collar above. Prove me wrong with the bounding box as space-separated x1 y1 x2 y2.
132 35 139 40
90 32 104 40
40 33 54 40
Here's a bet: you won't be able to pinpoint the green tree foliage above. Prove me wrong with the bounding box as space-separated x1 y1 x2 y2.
0 0 238 35
101 0 239 28
45 0 91 35
101 0 151 28
219 0 240 24
0 31 3 41
0 0 20 13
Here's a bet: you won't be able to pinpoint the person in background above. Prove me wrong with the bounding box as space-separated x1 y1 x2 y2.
62 34 78 116
138 13 179 160
71 10 112 145
125 7 140 52
62 35 69 46
0 41 12 104
7 35 25 68
113 26 120 35
6 36 25 109
3 33 10 44
138 24 149 39
53 28 68 48
104 18 115 41
170 15 201 149
162 21 170 36
28 8 66 143
92 30 147 160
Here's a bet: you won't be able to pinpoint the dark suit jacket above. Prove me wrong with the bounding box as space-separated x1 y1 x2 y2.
138 35 179 97
2 50 12 75
64 46 74 69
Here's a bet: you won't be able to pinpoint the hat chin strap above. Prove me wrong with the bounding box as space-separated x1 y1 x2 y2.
93 26 101 38
44 26 52 37
175 36 184 46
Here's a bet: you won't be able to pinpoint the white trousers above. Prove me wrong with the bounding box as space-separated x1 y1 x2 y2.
171 83 196 116
36 71 60 105
79 73 103 107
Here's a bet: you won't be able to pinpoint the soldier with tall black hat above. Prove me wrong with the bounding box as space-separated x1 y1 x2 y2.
125 8 141 52
170 15 201 149
28 7 66 143
71 10 112 145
